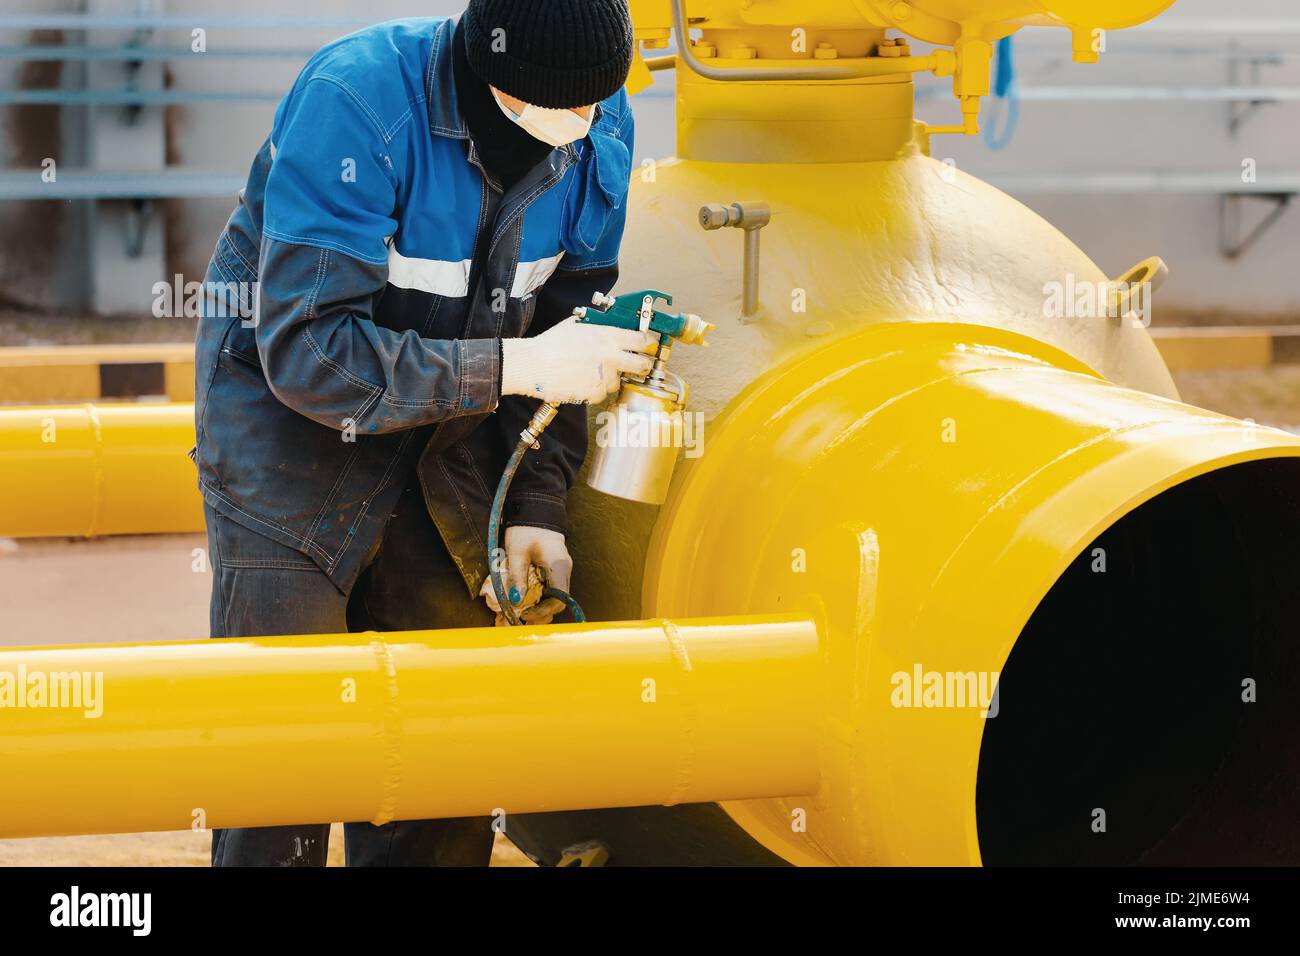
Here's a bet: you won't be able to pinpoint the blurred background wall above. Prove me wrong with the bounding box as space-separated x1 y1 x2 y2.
0 0 1295 318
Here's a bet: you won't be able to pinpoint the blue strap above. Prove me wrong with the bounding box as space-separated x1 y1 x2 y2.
985 36 1019 151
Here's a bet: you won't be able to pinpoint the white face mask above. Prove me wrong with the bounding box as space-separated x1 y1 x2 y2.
491 88 593 148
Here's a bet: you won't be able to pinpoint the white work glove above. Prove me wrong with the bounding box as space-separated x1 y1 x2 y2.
501 316 658 405
479 526 574 626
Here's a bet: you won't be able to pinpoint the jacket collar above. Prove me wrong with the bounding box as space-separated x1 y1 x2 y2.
426 18 469 139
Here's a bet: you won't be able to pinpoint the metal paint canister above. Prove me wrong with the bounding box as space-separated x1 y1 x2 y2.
587 373 688 505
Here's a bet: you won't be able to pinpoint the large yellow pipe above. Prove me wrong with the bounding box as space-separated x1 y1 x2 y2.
0 615 820 839
0 402 201 537
644 321 1300 865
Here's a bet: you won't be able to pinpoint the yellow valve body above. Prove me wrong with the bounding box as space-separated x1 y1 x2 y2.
568 148 1181 623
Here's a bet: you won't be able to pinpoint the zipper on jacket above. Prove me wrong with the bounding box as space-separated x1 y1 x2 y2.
462 139 500 321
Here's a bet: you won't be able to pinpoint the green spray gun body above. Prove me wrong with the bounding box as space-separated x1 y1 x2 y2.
574 290 713 346
490 289 712 626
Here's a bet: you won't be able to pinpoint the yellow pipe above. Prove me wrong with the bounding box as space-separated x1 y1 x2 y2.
0 343 196 404
0 402 202 537
643 321 1300 865
0 615 820 839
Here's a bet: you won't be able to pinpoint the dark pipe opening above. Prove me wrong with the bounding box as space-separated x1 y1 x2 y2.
977 457 1300 865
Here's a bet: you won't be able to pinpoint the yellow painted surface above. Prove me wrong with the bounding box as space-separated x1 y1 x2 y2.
569 147 1182 624
0 365 100 405
0 344 195 367
0 616 820 839
632 1 1174 39
1151 327 1277 371
164 361 197 402
642 322 1300 865
0 403 202 538
562 5 1191 625
631 0 1174 139
0 344 196 404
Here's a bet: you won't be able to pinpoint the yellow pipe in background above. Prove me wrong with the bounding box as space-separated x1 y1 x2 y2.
0 343 196 404
0 615 820 839
0 402 202 538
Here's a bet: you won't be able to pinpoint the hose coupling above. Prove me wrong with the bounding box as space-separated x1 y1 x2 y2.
521 402 559 450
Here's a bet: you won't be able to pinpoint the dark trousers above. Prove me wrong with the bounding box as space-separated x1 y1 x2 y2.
205 481 497 867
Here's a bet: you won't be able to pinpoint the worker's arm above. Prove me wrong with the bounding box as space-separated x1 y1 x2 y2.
495 264 619 534
256 76 500 434
495 103 635 535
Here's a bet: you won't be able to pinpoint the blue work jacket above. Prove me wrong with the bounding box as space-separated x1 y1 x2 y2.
193 17 633 593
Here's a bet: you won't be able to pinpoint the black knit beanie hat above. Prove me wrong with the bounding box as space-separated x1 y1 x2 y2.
461 0 634 109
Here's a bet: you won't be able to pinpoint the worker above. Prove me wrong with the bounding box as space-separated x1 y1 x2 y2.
191 0 652 866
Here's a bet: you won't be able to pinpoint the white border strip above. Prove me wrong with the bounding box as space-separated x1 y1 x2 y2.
387 247 472 297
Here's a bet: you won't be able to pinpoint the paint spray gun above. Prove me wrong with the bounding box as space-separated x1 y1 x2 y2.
577 290 712 505
489 290 713 624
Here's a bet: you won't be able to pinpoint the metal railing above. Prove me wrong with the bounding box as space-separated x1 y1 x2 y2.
0 11 382 202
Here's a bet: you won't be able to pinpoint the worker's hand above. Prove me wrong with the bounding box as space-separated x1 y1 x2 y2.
500 316 658 405
479 526 574 626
